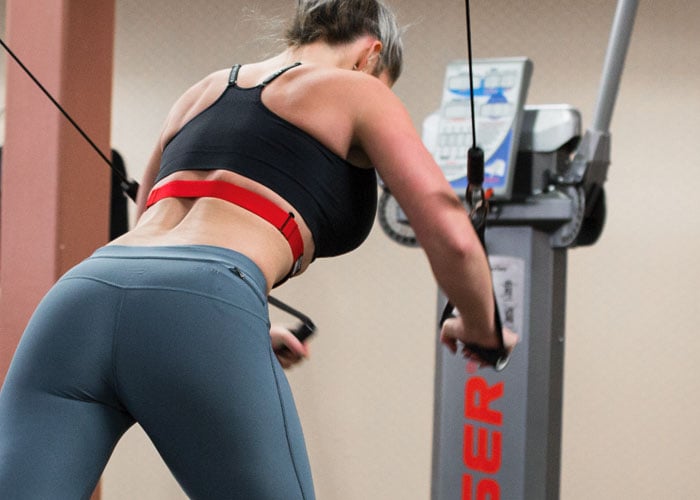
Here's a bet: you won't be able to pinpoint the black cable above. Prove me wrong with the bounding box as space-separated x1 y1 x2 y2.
465 0 478 149
0 37 140 201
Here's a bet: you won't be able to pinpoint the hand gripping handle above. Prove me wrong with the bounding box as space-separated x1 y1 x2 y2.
268 295 316 354
439 299 510 371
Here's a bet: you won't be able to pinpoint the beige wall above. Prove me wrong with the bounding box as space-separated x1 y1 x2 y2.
2 0 699 498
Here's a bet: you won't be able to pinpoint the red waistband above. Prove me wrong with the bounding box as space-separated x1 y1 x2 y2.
146 180 304 274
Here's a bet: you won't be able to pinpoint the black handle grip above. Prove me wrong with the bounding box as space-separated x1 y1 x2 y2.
274 322 314 355
467 147 485 186
460 342 509 371
268 295 316 355
289 322 315 343
121 179 140 203
439 301 510 371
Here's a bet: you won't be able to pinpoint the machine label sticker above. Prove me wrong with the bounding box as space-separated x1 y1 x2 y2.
489 255 525 335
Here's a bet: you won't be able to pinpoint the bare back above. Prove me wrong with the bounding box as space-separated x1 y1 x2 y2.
112 61 378 291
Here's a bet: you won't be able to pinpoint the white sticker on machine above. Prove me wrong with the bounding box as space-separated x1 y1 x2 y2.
489 255 525 335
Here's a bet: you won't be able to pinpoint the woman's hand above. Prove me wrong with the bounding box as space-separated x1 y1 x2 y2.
440 315 518 367
270 324 310 369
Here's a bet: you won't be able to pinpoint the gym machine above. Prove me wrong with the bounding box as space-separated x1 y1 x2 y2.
377 1 638 498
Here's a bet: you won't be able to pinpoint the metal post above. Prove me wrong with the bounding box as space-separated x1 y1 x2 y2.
591 0 639 134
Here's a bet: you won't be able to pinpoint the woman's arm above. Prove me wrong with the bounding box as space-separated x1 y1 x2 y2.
135 145 162 218
353 78 514 352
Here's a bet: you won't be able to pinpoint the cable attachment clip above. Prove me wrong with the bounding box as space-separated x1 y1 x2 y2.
466 146 488 235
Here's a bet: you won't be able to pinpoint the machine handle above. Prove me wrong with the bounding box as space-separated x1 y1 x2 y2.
268 295 316 354
288 322 315 344
439 301 510 371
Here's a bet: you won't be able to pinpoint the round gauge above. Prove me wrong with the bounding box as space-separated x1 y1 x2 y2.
377 189 419 247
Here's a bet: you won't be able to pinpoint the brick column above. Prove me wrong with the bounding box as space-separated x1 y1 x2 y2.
1 1 115 497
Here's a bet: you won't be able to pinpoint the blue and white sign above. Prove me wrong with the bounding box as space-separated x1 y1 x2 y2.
425 58 532 200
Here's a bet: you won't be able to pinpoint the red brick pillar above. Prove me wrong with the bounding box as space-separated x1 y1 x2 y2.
1 1 115 497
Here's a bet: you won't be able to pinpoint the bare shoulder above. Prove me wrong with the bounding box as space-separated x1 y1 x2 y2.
159 69 231 147
294 66 394 100
179 69 230 105
280 65 402 127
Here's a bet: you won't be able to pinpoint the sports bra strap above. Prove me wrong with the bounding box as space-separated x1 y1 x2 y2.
228 64 242 86
228 62 302 88
261 61 302 86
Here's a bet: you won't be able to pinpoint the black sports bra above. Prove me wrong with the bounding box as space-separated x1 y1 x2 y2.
155 63 378 258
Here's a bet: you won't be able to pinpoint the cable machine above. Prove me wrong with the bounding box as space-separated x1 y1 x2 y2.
378 1 638 498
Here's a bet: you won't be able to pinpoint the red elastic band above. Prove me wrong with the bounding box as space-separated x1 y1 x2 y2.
146 180 304 265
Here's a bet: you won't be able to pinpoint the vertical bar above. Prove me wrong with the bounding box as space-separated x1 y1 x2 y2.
591 0 639 133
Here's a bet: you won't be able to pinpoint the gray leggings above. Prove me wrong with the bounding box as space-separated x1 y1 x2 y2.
0 245 315 499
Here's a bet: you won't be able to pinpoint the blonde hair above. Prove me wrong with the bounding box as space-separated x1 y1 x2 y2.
285 0 404 82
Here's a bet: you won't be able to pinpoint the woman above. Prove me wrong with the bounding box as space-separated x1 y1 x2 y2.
0 0 516 498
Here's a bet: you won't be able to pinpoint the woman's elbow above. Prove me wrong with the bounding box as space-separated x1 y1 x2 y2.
420 224 482 263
